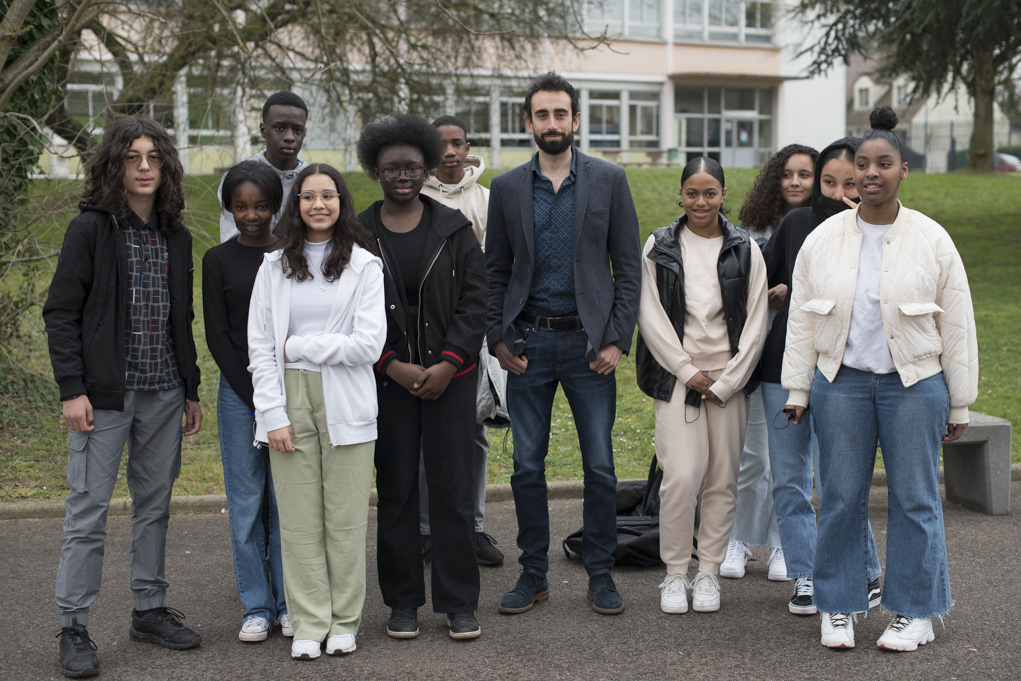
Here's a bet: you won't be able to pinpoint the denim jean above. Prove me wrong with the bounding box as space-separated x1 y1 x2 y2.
762 380 881 581
506 325 618 577
730 387 781 548
217 376 286 623
811 367 952 617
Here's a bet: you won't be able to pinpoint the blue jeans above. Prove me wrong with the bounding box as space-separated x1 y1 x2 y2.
762 381 881 581
217 376 286 623
507 326 618 577
811 367 952 617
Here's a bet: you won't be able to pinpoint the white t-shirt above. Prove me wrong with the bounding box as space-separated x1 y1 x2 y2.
843 216 896 374
285 240 338 373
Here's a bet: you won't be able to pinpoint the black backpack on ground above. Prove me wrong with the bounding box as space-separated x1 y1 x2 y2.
562 455 670 568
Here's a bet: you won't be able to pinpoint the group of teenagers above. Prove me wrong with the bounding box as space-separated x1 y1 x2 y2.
43 71 977 678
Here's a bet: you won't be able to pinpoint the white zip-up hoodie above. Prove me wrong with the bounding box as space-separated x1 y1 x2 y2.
248 244 386 446
782 202 978 424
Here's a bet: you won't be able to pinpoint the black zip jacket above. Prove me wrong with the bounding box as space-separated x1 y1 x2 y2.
759 136 861 384
636 213 756 401
359 195 487 382
42 206 201 409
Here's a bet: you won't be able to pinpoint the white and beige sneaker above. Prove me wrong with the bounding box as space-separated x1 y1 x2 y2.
691 572 721 612
658 574 689 614
877 615 934 652
820 612 855 649
239 616 270 642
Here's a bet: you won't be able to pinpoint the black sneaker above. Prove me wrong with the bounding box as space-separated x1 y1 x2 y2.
386 608 419 639
475 532 504 566
446 612 481 640
789 577 817 615
57 619 99 678
421 534 432 562
868 578 882 610
129 607 202 650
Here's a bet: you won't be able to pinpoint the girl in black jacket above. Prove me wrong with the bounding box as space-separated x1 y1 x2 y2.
355 114 487 641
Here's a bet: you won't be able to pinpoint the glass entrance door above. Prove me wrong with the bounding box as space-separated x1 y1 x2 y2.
722 117 756 167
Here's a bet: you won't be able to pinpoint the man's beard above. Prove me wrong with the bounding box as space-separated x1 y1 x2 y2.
534 129 574 155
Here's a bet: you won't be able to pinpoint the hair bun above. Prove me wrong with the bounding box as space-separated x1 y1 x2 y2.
869 106 899 132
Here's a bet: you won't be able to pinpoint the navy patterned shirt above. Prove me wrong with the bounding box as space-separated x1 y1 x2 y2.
123 212 181 391
525 151 578 317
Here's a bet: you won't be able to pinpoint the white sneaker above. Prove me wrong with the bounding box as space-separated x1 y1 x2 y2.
291 639 321 660
820 612 855 649
690 572 721 612
877 615 934 652
239 616 271 642
767 547 791 582
720 539 752 579
658 574 688 614
325 633 357 655
278 612 293 637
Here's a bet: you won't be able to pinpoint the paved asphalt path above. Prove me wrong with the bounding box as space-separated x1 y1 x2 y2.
3 483 1020 680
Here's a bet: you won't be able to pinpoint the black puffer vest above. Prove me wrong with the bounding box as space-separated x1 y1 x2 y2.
635 214 757 401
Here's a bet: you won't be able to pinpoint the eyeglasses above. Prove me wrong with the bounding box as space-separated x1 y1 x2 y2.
125 151 164 169
378 166 425 182
299 190 341 203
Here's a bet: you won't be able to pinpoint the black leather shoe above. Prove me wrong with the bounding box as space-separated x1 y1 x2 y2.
447 611 481 640
475 532 504 566
386 608 419 639
129 607 202 650
57 619 99 678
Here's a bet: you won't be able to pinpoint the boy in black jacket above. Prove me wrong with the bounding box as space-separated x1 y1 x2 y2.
43 117 202 678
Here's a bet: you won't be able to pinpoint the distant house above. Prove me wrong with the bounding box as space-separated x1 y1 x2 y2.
846 55 1013 173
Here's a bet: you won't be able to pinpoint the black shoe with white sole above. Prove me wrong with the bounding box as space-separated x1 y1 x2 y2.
868 578 882 610
447 612 481 640
789 577 817 615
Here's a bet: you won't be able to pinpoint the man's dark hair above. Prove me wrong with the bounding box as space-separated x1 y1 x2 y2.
262 91 309 120
432 115 468 135
356 113 444 174
522 72 579 119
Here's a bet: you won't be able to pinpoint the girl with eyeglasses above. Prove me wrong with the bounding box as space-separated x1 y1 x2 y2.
355 114 487 641
247 163 386 660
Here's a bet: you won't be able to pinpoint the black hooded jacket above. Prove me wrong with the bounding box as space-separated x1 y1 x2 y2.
758 136 861 384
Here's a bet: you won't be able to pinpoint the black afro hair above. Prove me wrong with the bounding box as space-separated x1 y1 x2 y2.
356 113 444 175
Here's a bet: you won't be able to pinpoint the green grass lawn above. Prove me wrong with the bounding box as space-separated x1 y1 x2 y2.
2 167 1018 502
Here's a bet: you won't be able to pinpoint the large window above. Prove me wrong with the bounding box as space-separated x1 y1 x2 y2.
585 0 662 39
454 91 492 146
674 0 774 44
629 92 660 148
674 84 774 167
589 91 622 147
500 94 532 147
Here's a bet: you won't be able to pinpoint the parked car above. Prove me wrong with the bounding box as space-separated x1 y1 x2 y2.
994 152 1021 171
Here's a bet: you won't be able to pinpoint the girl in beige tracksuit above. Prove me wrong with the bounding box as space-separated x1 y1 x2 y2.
636 157 767 614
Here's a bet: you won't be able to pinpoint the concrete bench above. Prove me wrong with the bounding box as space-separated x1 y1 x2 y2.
942 411 1012 515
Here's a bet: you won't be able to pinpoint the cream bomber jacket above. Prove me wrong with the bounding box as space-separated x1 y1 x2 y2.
781 202 978 424
421 155 489 249
248 244 386 447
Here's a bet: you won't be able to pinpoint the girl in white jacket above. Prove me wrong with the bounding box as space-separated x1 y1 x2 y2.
248 164 386 660
783 108 978 652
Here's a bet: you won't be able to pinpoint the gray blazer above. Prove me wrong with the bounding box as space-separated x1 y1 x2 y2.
485 149 642 361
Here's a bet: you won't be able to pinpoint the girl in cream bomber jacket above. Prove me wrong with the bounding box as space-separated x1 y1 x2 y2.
782 200 977 425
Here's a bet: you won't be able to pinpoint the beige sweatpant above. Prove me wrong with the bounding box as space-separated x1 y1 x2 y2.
656 373 748 577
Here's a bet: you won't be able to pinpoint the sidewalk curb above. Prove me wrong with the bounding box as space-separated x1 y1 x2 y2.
3 464 1019 520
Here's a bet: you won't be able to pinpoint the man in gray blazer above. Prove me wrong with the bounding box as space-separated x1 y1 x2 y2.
486 72 641 616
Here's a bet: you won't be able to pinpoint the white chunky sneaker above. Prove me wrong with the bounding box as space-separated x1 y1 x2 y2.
877 615 934 652
690 572 721 612
767 547 791 582
720 539 752 579
658 574 689 614
325 633 357 655
291 639 321 660
820 612 855 649
278 612 293 637
788 577 817 615
239 616 271 642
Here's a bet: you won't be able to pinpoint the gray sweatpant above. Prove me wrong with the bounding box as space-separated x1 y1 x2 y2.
55 388 184 627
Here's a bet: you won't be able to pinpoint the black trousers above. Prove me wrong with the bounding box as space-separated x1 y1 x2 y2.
374 368 480 613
